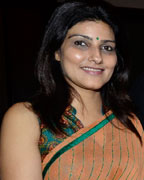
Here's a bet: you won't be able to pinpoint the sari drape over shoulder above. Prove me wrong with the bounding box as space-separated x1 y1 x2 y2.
39 106 144 180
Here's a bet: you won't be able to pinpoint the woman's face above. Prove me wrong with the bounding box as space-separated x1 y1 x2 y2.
55 20 117 92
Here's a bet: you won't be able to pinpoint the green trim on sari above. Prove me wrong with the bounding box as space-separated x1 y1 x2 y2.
43 113 115 178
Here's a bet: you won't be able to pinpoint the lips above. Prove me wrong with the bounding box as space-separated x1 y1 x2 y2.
82 67 104 72
80 66 104 75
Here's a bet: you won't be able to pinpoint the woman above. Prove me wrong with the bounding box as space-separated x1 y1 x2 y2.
1 1 144 179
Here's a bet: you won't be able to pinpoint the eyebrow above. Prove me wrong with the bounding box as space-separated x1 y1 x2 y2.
68 34 93 40
102 40 116 44
68 34 116 43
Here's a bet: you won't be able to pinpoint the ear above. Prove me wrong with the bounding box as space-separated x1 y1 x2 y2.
55 50 61 62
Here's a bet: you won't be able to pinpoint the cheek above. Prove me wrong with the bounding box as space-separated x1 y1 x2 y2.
74 53 83 61
106 56 117 70
63 48 86 64
113 57 118 69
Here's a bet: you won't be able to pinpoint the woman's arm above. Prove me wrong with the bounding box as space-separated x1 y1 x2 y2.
0 102 43 180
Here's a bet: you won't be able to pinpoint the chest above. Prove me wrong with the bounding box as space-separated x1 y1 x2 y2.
42 126 144 180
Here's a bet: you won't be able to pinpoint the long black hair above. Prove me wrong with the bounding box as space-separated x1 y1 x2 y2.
30 1 142 143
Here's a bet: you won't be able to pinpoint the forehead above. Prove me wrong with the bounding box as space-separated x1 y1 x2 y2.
66 20 115 40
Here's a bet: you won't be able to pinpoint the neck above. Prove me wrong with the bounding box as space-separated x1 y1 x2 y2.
71 89 103 126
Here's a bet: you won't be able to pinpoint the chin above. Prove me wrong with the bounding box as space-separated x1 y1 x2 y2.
82 85 102 91
84 83 104 90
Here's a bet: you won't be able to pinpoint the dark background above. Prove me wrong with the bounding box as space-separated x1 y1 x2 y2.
0 2 144 124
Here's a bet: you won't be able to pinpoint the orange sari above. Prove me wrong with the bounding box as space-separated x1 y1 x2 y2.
39 108 144 180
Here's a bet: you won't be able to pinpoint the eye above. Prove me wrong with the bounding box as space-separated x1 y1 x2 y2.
74 40 87 47
101 45 115 52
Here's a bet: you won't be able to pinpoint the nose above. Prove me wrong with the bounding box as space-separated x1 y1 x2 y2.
88 47 102 64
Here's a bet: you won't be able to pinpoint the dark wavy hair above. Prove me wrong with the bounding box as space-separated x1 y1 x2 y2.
30 1 142 143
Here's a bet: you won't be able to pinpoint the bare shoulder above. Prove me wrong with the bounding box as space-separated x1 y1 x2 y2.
1 102 40 142
0 102 43 179
3 102 36 121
